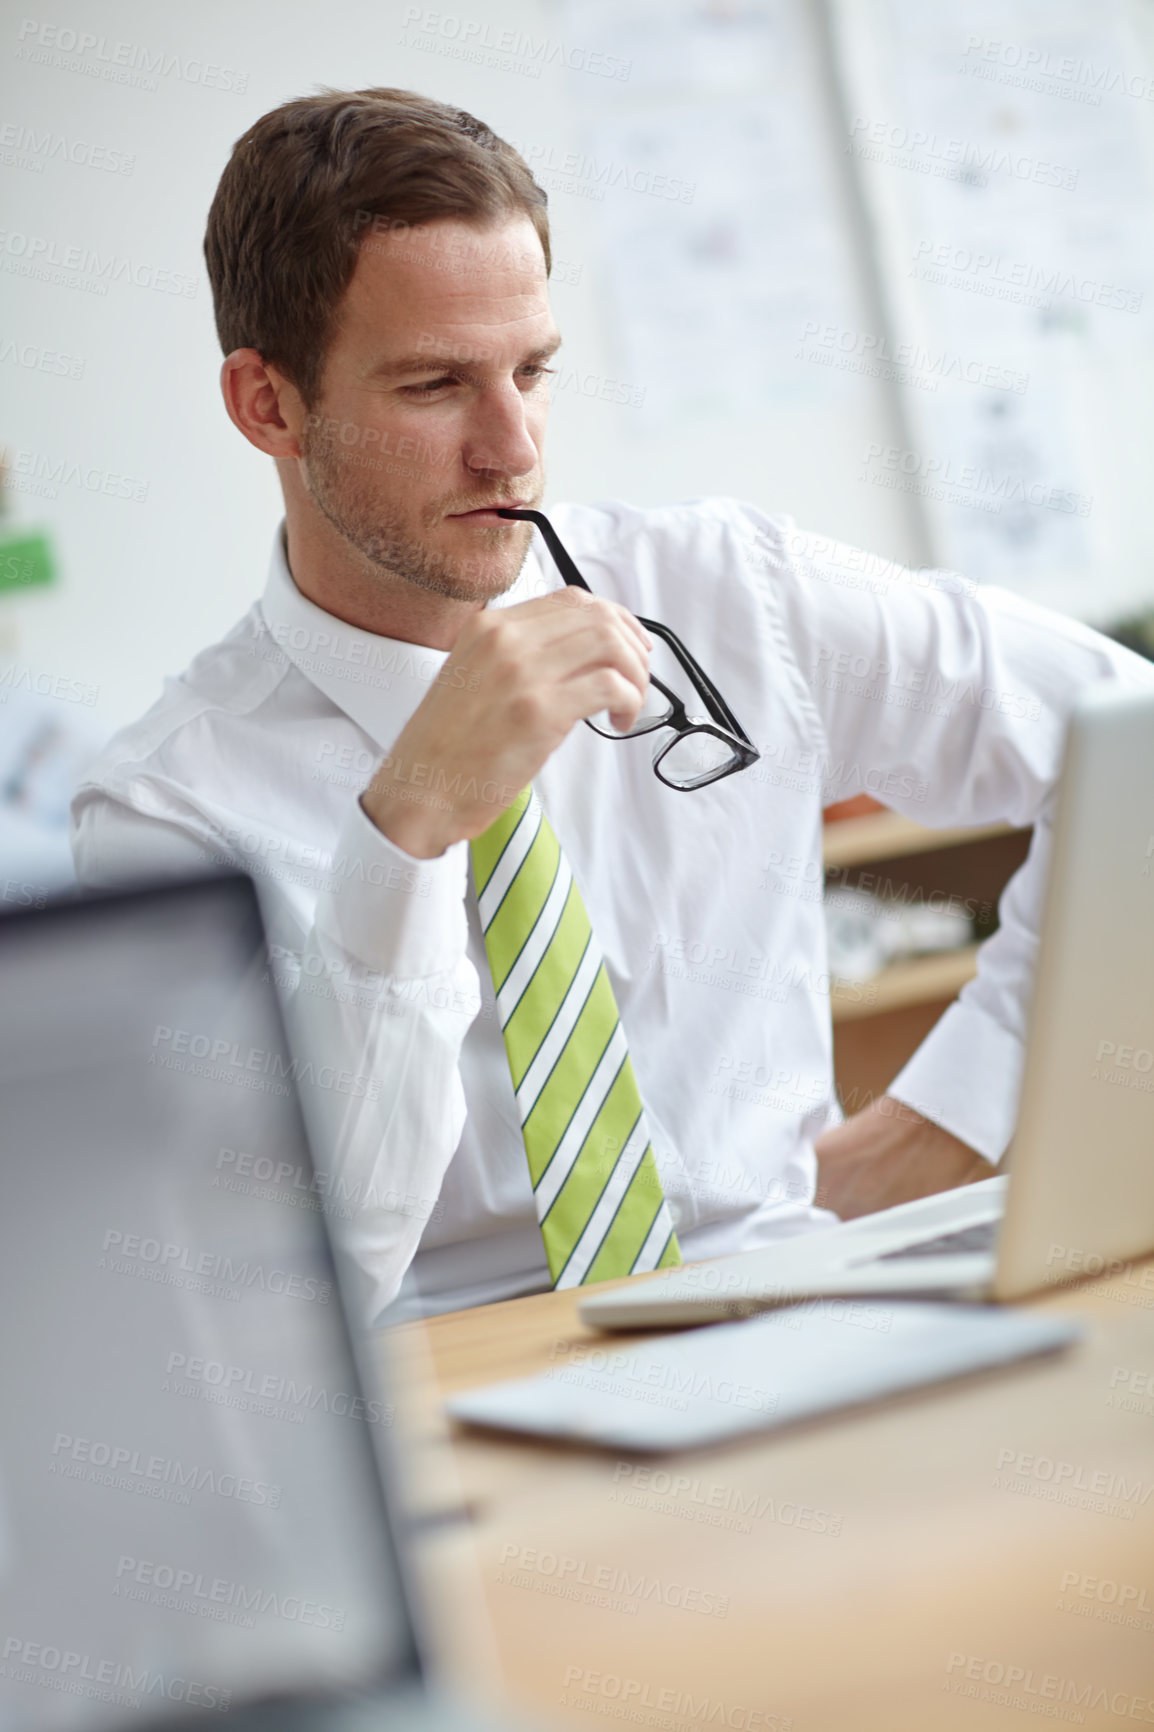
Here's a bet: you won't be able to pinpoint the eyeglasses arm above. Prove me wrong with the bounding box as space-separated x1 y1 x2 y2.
640 617 752 744
498 507 756 752
496 507 592 592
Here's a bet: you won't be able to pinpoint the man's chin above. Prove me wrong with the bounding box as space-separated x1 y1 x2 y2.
443 564 526 605
433 525 532 601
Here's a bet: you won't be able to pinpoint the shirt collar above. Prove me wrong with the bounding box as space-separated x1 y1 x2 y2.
259 521 555 749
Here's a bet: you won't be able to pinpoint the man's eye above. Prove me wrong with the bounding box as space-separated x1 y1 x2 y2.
401 366 555 397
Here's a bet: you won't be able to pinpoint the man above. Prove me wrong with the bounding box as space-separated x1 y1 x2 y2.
72 88 1152 1322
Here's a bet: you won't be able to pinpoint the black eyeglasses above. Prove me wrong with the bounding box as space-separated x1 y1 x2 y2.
497 508 760 792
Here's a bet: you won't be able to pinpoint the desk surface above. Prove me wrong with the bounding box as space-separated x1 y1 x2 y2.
382 1263 1154 1732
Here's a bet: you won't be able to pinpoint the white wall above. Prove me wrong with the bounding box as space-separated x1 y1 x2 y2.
2 0 1152 733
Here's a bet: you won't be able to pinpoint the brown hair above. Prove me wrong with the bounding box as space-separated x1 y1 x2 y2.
204 87 551 405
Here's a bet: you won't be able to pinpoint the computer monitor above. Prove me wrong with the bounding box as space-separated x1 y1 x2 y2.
0 875 422 1729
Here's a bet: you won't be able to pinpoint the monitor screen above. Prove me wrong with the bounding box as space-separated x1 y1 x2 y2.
0 876 419 1729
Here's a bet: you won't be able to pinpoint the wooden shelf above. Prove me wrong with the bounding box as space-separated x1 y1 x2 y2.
822 811 1018 871
824 813 1032 1101
830 943 979 1024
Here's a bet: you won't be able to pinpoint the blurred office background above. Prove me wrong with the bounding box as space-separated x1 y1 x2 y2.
4 0 1154 892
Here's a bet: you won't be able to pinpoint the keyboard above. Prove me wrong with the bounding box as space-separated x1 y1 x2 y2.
876 1219 999 1261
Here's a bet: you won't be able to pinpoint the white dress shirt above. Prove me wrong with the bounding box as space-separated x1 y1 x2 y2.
71 498 1154 1322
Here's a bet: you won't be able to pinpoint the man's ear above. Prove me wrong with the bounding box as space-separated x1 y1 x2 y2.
220 349 307 459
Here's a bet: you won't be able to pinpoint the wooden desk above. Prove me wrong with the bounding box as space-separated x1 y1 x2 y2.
380 1264 1154 1732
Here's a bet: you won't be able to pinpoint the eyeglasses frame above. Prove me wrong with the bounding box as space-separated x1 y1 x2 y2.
496 508 761 792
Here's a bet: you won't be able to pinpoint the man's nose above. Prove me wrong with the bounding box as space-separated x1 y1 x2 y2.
463 383 541 477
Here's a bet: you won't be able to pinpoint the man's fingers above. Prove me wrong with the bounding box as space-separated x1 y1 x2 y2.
532 619 650 702
540 593 653 660
370 589 657 859
607 602 654 654
562 667 647 733
495 589 654 653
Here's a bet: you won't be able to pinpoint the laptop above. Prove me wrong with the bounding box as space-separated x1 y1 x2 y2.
0 873 507 1731
579 680 1154 1331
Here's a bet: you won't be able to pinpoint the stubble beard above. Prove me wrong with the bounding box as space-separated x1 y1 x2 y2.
299 425 538 605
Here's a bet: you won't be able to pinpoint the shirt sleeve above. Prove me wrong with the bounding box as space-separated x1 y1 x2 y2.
288 798 480 1325
71 784 480 1323
748 509 1154 1162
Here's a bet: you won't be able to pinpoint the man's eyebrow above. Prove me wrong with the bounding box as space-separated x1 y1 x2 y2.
367 336 562 381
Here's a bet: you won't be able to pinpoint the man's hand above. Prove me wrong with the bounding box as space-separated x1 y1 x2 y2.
361 589 651 858
814 1095 995 1220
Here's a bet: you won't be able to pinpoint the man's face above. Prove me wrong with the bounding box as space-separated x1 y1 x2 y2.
296 213 556 605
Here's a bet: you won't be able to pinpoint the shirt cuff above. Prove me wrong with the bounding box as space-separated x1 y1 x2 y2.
885 995 1027 1164
312 796 470 978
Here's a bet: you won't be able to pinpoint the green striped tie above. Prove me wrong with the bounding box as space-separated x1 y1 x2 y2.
470 787 682 1289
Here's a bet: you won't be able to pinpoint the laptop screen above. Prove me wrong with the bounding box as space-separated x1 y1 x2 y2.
0 876 421 1728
